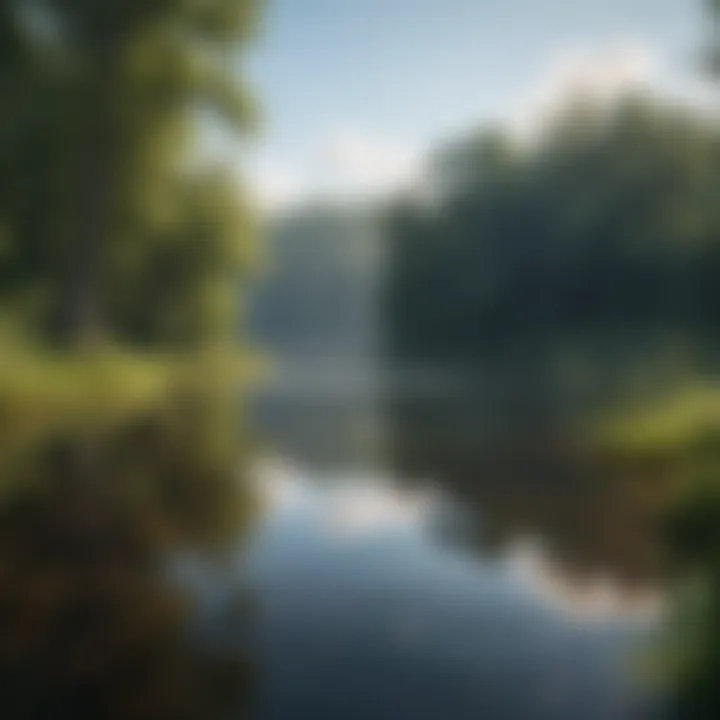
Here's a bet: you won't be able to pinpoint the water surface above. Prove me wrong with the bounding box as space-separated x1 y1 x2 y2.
239 453 665 720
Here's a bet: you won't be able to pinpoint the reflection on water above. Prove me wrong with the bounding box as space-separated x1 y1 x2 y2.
0 374 672 719
247 459 663 720
0 402 256 719
246 364 674 720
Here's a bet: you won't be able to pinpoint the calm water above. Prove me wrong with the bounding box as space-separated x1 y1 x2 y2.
0 379 669 718
241 459 664 720
241 374 668 720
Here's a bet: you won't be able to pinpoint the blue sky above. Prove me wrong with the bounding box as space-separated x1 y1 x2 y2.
246 0 707 208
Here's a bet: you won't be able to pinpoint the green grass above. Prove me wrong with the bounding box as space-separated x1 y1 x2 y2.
598 382 720 456
0 346 267 446
0 352 176 471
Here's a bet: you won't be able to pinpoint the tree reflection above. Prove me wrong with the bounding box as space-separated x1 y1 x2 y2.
0 400 256 719
387 390 669 588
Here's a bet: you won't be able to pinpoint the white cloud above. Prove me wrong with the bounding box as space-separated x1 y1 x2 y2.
510 41 660 138
254 459 436 538
504 539 664 621
248 157 307 212
250 41 667 212
319 127 422 198
249 127 423 213
321 480 435 538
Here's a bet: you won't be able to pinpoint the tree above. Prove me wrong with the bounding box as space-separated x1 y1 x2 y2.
0 0 259 349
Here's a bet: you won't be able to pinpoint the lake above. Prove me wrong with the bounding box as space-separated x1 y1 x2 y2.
240 372 669 720
0 373 671 718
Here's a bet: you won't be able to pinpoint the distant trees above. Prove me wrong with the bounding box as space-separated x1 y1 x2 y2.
385 94 720 420
251 204 380 359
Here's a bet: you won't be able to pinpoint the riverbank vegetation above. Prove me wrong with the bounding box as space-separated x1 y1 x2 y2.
0 2 262 716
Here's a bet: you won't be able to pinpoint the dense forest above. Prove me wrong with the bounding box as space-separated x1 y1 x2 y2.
386 94 720 423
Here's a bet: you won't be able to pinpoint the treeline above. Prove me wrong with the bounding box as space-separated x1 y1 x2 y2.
385 94 720 421
250 204 380 360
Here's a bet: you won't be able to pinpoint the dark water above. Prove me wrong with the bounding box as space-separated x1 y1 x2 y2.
0 380 669 719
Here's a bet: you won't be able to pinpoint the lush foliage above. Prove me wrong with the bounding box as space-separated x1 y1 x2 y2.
386 95 720 425
0 0 258 349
